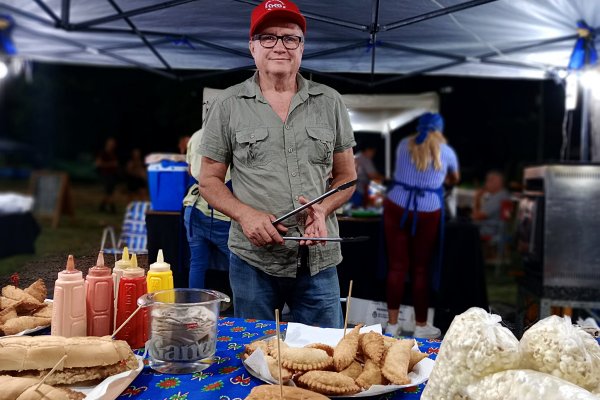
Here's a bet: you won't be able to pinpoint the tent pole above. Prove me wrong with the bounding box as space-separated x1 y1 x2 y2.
31 0 60 25
61 0 70 27
69 0 199 30
385 129 392 179
383 0 498 31
107 0 172 70
581 85 591 162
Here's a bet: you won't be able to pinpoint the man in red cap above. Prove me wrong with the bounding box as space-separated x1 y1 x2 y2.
198 0 357 327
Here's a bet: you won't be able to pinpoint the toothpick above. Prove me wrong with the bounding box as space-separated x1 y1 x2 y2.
343 280 354 336
275 308 283 400
34 354 67 391
112 304 142 338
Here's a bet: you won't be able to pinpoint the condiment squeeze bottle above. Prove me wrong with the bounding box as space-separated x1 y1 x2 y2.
85 251 114 336
147 249 174 296
51 255 86 337
115 263 148 349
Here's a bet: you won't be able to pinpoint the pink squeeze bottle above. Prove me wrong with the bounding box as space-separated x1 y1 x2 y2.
85 251 114 336
51 255 87 337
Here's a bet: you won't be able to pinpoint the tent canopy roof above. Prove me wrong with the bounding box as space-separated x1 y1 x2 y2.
2 0 599 84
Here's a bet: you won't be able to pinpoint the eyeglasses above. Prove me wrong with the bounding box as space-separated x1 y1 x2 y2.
252 34 303 50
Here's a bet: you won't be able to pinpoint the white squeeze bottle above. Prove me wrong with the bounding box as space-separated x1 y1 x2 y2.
51 254 86 337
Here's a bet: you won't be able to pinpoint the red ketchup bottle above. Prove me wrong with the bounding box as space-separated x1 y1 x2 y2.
115 262 148 349
85 251 114 336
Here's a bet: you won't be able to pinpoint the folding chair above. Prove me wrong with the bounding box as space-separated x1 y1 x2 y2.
100 201 150 264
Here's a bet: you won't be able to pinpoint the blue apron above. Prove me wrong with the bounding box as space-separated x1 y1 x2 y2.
392 180 445 291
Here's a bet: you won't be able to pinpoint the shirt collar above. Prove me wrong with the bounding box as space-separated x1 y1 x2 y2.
237 71 324 102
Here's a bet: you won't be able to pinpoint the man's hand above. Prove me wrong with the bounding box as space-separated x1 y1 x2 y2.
238 209 288 247
298 196 328 246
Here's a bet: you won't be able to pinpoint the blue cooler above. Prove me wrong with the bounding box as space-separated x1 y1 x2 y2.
147 160 190 211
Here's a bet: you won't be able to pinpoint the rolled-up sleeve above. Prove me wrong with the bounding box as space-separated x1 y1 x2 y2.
199 100 232 164
333 94 356 153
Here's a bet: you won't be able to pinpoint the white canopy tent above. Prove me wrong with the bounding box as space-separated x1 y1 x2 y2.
0 0 598 84
203 88 439 178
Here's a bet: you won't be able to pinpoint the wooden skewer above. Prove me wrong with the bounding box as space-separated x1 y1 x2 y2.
343 280 354 337
112 304 142 338
34 354 67 391
275 308 283 400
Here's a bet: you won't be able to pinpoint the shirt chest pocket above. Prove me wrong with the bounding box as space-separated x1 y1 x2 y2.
233 128 272 167
306 127 334 165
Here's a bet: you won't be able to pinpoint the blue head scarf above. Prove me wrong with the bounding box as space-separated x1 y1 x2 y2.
415 112 444 144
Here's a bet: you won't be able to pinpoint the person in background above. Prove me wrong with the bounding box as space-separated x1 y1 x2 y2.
125 148 148 202
178 135 191 155
95 137 119 213
198 0 357 328
183 129 231 289
351 142 383 207
472 170 511 239
384 113 459 338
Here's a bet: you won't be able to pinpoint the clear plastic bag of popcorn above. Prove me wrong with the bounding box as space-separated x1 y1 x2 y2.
520 315 600 394
421 307 521 400
461 369 599 400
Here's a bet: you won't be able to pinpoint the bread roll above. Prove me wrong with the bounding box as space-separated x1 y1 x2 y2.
0 336 139 385
0 375 85 400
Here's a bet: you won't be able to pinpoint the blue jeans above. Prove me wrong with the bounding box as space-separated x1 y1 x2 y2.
184 206 231 289
228 252 344 328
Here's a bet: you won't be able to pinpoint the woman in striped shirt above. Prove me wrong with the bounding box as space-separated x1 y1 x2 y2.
384 113 460 338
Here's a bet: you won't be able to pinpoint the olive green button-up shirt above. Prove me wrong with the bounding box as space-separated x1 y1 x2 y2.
199 73 355 278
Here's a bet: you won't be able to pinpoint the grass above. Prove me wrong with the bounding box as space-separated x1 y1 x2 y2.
0 179 124 276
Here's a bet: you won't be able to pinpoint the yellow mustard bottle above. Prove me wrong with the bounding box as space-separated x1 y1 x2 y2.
147 249 174 295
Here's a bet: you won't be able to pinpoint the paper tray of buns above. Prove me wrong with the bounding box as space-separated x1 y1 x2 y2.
242 323 434 398
71 355 144 400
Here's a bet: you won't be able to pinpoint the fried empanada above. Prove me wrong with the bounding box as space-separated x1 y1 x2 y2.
338 360 363 379
0 297 20 311
297 370 361 396
408 349 429 371
264 354 293 383
266 337 289 359
245 339 269 357
1 316 51 335
305 343 334 357
356 358 385 389
24 279 47 303
31 303 53 319
333 324 362 371
382 335 397 349
281 347 333 371
1 286 42 313
0 306 17 325
359 331 385 365
381 338 413 385
245 384 329 400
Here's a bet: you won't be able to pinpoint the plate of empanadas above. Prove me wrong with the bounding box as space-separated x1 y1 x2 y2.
0 279 53 336
242 323 434 398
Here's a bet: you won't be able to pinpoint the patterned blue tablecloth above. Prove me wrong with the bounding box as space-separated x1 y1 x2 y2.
120 317 441 400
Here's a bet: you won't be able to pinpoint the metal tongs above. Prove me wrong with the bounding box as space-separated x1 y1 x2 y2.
282 236 369 243
272 179 357 225
272 180 366 243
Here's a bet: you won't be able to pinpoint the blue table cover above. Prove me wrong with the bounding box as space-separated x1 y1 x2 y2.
120 317 442 400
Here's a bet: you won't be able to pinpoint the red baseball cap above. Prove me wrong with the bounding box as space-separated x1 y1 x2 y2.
250 0 307 37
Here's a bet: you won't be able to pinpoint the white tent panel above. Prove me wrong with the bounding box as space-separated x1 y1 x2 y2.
1 0 599 80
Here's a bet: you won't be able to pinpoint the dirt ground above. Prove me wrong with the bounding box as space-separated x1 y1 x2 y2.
0 254 149 297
